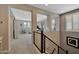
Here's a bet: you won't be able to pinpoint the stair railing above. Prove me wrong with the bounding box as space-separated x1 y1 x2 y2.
33 31 68 54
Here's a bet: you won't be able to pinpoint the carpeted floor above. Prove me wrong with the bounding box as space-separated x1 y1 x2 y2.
9 34 40 54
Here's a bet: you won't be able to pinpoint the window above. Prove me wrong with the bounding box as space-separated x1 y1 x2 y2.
43 20 47 32
51 18 56 31
66 13 79 32
24 22 27 25
51 15 59 32
27 22 31 32
23 22 27 28
37 13 47 32
66 15 72 31
28 22 31 28
73 14 79 31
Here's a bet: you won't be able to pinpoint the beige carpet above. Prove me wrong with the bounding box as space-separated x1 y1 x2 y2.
9 34 40 54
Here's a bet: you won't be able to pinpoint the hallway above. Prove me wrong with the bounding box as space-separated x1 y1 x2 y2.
1 4 79 54
9 34 39 54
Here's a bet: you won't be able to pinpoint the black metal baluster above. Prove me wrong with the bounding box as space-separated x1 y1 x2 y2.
41 31 43 53
58 46 59 54
43 35 45 53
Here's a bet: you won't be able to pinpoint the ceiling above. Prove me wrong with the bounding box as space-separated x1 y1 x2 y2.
30 4 79 14
11 8 32 21
10 5 79 21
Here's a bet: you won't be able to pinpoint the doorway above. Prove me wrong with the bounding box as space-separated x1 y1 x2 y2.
9 8 39 54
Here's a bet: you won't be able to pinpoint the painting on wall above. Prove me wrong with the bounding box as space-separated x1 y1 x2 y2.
67 36 79 48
